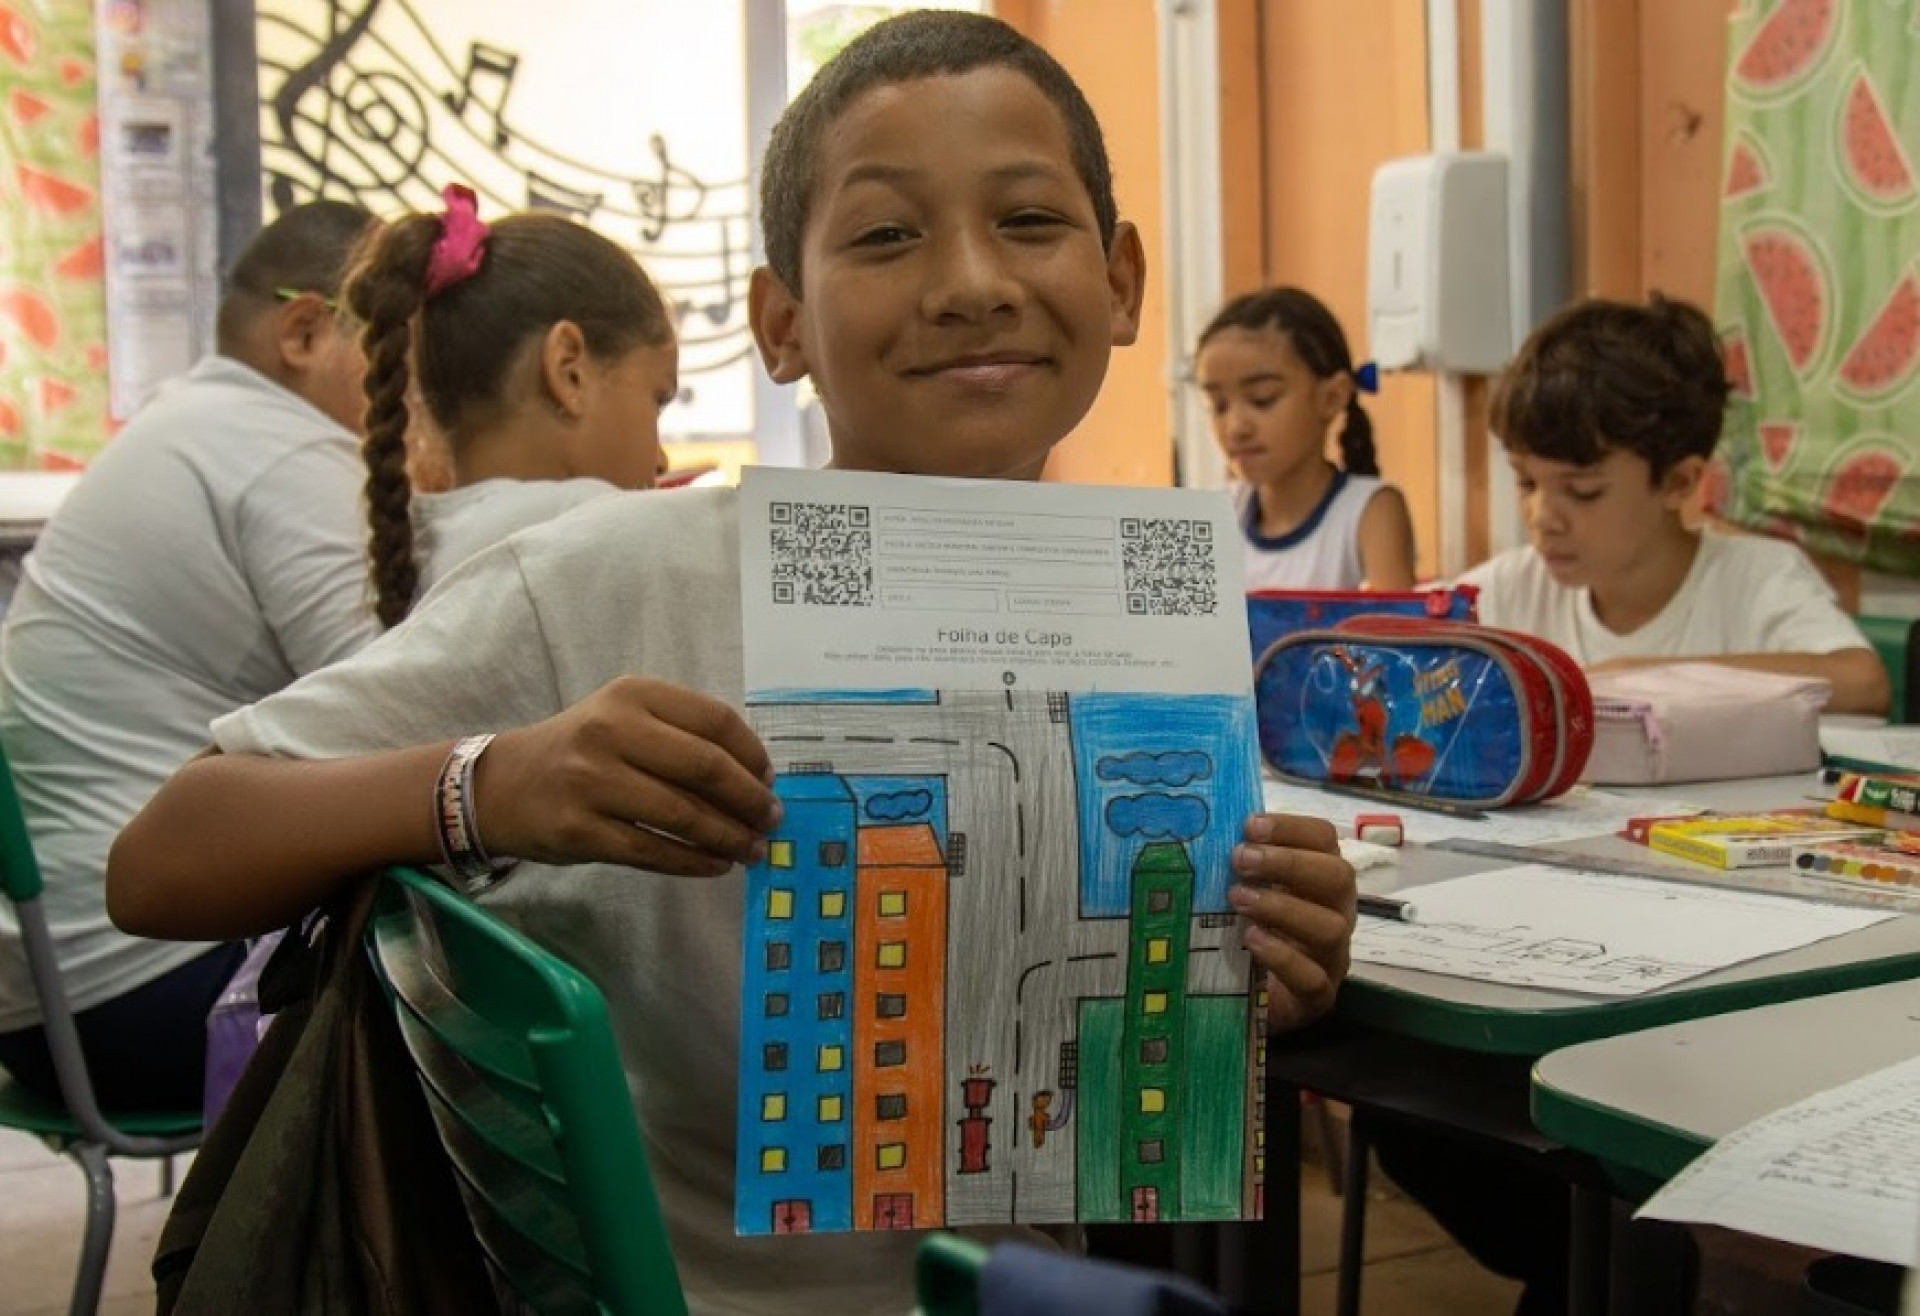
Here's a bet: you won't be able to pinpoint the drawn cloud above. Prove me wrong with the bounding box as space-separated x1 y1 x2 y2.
1095 750 1213 788
865 789 934 822
1106 792 1210 841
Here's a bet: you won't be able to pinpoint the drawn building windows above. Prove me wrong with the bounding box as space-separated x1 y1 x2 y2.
874 1040 907 1067
817 1144 846 1172
769 840 794 868
761 1093 787 1121
819 890 846 919
876 1093 907 1121
767 888 794 920
877 891 907 919
817 991 844 1020
1131 1186 1159 1222
1137 1139 1165 1164
1143 990 1169 1015
763 1042 788 1072
818 1094 843 1123
819 941 846 973
817 1044 843 1072
1146 937 1171 964
761 1147 787 1173
765 992 789 1018
876 941 907 969
1146 888 1174 915
766 941 791 972
1140 1036 1169 1066
1139 1088 1166 1114
876 992 907 1019
819 840 848 868
876 1142 907 1171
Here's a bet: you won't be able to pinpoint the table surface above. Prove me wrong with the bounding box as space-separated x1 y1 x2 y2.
1531 977 1920 1182
1331 773 1920 1054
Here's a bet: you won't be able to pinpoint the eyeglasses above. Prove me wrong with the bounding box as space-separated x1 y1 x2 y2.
273 286 339 311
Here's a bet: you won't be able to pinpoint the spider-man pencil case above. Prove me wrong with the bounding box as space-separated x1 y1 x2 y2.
1245 586 1478 669
1253 616 1593 808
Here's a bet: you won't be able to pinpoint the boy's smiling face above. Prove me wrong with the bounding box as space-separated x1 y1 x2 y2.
1511 445 1703 588
750 66 1145 481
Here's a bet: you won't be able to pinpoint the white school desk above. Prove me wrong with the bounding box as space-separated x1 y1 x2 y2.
1231 773 1920 1316
1532 977 1920 1191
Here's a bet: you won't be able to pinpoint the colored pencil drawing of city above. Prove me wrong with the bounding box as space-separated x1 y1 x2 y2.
734 688 1265 1235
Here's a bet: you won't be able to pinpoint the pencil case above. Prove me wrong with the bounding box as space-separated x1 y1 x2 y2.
1253 616 1592 808
1583 663 1828 784
1245 586 1477 670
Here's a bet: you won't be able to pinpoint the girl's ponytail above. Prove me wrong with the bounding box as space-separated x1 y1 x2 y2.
1336 397 1379 477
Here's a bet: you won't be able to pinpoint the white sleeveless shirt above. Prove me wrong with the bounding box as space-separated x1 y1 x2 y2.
1235 471 1390 590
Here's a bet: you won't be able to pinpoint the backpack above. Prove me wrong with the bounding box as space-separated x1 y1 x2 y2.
154 875 496 1315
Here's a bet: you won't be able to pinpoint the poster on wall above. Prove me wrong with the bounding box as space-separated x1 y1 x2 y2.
93 0 219 422
252 0 755 442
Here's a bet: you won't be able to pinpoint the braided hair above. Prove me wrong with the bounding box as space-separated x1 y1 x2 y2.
1197 286 1377 476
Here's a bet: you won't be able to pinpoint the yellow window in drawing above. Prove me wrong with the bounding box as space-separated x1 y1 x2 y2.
877 1143 907 1170
762 1093 786 1121
818 1044 843 1072
1146 937 1170 964
767 889 794 920
761 1147 786 1173
769 839 794 869
1140 1088 1166 1114
877 941 906 969
820 890 846 918
1143 991 1169 1014
878 891 907 918
818 1094 843 1122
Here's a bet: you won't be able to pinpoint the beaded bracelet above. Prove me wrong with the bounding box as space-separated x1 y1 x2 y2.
435 733 516 894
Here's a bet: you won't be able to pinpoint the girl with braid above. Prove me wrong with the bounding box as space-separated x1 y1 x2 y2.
346 183 679 626
1196 286 1418 590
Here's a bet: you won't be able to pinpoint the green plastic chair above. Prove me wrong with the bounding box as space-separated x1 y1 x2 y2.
916 1233 989 1316
1857 614 1917 723
0 736 201 1316
365 865 687 1316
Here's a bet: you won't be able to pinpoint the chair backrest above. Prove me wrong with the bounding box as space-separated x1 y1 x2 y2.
366 866 687 1316
0 733 44 903
1858 614 1917 723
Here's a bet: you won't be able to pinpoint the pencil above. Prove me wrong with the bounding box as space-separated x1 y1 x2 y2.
1318 779 1490 822
1357 892 1419 923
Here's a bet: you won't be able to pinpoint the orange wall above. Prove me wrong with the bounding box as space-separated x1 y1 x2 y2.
1003 0 1172 487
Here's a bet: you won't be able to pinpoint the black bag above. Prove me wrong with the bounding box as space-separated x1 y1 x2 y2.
153 876 496 1314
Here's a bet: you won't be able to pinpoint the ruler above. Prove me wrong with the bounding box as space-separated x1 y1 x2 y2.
1428 836 1919 914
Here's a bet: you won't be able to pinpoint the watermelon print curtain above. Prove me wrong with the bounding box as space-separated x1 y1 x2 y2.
1713 0 1920 574
0 1 109 469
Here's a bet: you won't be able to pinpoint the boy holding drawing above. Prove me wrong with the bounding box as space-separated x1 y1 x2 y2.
107 13 1356 1311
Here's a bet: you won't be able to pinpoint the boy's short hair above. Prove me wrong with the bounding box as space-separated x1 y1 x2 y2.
217 200 376 350
1489 293 1732 480
758 10 1118 296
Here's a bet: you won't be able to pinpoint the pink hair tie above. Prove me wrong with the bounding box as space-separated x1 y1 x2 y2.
424 183 488 299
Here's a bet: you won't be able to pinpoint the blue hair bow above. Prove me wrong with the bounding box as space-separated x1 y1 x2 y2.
1353 361 1380 395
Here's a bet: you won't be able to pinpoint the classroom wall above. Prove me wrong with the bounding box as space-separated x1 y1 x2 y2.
1000 0 1173 489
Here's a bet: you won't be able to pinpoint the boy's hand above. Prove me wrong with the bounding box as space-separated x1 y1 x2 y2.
478 677 781 876
1227 813 1357 1032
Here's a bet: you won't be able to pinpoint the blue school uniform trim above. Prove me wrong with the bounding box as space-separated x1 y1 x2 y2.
1241 467 1349 552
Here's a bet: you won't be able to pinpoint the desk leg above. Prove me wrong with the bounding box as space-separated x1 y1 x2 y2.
1568 1184 1611 1316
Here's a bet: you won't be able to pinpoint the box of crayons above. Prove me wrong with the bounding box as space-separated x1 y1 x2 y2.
1790 837 1920 892
1645 811 1885 869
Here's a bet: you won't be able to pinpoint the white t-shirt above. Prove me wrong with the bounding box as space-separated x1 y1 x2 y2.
0 356 381 1028
212 487 1049 1314
1235 472 1392 591
1456 529 1869 666
413 476 616 595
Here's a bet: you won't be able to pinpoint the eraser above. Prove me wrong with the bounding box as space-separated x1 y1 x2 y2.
1354 813 1404 847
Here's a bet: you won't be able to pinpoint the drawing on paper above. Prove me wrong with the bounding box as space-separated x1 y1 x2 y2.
734 689 1265 1235
1353 918 1715 992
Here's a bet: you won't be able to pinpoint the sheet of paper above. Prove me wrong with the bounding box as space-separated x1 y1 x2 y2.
1353 866 1892 996
1822 723 1920 773
1260 777 1702 847
733 467 1264 1235
1638 1054 1920 1266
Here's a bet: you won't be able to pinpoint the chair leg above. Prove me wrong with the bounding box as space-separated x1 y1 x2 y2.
159 1154 175 1198
1312 1095 1347 1195
1335 1115 1372 1316
66 1141 115 1316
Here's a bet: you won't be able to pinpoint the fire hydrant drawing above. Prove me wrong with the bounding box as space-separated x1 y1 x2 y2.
958 1066 995 1173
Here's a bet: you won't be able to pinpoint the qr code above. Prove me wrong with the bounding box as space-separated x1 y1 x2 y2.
1120 517 1217 616
769 502 873 606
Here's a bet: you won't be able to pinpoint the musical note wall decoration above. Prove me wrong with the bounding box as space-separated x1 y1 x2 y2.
253 0 756 434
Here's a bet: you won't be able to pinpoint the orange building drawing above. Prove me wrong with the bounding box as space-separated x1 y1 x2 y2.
852 822 948 1229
